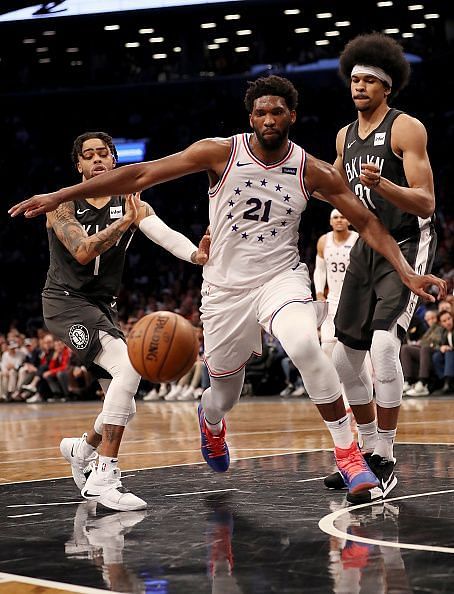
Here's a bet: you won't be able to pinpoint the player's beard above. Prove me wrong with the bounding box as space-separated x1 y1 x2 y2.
254 124 289 150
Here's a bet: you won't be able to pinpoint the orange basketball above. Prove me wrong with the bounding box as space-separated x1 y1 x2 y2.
127 311 199 383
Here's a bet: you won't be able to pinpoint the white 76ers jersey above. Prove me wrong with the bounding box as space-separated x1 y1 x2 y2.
203 133 310 289
324 230 359 304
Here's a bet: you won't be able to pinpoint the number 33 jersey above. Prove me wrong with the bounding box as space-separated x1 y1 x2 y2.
204 133 311 289
324 230 359 306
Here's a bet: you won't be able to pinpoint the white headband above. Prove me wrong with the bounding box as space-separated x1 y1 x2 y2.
330 209 343 219
351 64 392 87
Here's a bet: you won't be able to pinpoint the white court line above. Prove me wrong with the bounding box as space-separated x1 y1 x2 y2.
8 500 84 508
165 488 239 497
0 571 124 593
296 476 326 483
319 488 454 554
7 513 42 518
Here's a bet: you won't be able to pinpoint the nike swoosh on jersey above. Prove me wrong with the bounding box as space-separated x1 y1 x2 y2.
236 161 253 167
77 208 90 215
347 140 357 149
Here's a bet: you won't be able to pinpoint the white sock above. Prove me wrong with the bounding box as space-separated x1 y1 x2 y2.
373 428 396 460
98 455 118 473
324 415 354 449
357 420 378 453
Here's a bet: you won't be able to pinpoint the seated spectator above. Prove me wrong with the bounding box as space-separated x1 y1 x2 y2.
43 339 72 401
165 326 205 401
22 333 55 403
11 337 40 401
280 356 306 398
402 309 443 396
431 311 454 395
243 331 285 396
0 340 26 401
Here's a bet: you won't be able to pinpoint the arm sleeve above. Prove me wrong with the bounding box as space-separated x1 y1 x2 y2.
139 215 198 263
313 255 327 295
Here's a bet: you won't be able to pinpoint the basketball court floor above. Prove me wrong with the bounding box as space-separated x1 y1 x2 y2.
0 395 453 594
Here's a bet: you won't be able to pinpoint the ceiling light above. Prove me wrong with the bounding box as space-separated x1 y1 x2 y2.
66 47 79 53
316 39 330 45
411 23 426 28
38 57 51 63
201 22 216 29
207 43 220 49
149 37 164 43
402 32 415 37
236 29 252 35
424 13 440 19
104 25 120 31
316 12 332 18
139 28 154 34
408 4 424 9
335 21 351 26
125 42 140 48
70 60 83 66
377 1 393 6
23 38 36 44
214 37 229 43
36 47 48 53
43 30 56 36
225 14 240 20
173 46 182 52
384 28 399 33
295 27 310 33
284 9 300 15
152 53 167 59
325 30 340 36
235 46 249 53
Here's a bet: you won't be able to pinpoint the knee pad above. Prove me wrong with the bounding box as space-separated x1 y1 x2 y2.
94 333 141 426
371 329 403 409
332 341 373 406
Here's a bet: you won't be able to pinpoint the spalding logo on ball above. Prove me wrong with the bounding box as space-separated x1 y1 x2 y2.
127 311 199 383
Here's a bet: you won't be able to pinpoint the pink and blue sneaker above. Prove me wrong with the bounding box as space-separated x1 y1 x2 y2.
198 404 230 472
335 441 379 495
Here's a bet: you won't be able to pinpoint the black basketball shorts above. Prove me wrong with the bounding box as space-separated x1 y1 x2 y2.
42 288 124 365
334 226 437 351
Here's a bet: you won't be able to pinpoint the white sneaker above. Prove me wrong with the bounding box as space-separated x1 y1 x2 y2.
81 463 147 512
60 433 98 490
177 386 195 401
291 385 306 397
22 383 37 393
280 384 294 397
164 385 182 401
406 380 429 397
143 389 161 401
26 393 43 403
402 380 413 394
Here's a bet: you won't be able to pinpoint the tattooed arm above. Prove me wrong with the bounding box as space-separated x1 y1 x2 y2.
46 195 139 265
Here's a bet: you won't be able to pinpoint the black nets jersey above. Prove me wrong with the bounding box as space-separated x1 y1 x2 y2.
44 196 135 300
343 108 433 242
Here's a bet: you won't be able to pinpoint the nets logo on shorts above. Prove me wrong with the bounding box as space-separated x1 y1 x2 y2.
69 324 90 350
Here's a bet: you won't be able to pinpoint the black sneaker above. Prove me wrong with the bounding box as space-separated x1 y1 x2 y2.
346 454 397 505
324 452 372 490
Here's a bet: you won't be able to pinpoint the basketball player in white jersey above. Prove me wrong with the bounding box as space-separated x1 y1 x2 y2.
314 209 359 358
9 76 446 501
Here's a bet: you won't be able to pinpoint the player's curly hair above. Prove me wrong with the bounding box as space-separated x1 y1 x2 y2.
339 33 410 98
72 131 118 166
244 75 299 112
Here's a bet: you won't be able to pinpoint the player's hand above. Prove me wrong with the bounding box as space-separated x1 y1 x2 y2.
122 193 141 227
192 228 211 265
403 272 447 302
316 292 327 302
9 191 66 218
360 163 381 188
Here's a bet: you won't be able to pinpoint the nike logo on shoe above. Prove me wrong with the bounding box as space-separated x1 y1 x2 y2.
347 140 356 149
236 161 253 167
70 444 75 458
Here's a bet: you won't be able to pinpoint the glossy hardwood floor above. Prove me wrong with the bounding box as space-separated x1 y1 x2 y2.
1 395 452 484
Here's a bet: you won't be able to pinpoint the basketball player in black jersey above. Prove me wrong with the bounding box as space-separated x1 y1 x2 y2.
46 132 210 511
9 78 446 504
324 33 438 503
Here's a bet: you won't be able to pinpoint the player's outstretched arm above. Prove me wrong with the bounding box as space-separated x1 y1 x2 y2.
47 194 139 265
136 200 209 265
9 138 230 219
306 155 447 302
